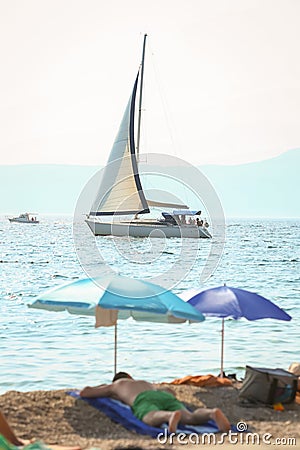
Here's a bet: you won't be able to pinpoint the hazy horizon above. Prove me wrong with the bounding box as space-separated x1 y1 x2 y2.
1 1 300 167
1 1 299 220
1 148 299 218
0 146 298 168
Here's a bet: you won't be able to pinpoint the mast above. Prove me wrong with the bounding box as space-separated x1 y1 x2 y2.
136 34 147 157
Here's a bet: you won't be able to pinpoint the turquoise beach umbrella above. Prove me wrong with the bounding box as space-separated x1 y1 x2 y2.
29 275 205 373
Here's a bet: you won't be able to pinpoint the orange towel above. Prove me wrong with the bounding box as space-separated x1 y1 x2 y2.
170 374 233 387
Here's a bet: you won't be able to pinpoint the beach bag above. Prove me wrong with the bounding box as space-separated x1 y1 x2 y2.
238 365 298 405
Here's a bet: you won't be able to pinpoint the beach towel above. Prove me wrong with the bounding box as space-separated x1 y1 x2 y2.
0 435 50 450
170 374 233 387
68 390 225 438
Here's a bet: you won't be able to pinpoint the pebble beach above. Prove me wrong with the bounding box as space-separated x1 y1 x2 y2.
1 383 299 449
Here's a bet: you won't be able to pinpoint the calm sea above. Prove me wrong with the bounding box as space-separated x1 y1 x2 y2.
0 215 299 394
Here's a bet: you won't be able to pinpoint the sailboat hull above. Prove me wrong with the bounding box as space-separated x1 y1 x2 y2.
85 219 212 239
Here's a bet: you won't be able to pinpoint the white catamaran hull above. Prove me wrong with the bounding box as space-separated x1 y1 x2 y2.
86 219 212 239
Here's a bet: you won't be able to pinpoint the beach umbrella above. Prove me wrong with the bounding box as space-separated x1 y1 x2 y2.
182 285 292 377
29 275 205 373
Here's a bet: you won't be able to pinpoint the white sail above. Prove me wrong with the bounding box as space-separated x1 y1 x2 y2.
89 74 149 216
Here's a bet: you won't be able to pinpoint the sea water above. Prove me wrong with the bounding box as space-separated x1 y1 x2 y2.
0 215 299 394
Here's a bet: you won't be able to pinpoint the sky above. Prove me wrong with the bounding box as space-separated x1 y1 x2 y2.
1 0 300 167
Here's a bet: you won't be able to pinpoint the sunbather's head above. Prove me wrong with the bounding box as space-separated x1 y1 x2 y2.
112 371 132 382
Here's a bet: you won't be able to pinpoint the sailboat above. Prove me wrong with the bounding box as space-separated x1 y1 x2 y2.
86 35 211 239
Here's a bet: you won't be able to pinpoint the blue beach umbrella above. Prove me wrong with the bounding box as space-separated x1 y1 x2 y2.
30 275 205 373
183 285 292 376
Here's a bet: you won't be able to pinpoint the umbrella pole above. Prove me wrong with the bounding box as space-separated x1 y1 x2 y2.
220 318 224 378
114 323 117 376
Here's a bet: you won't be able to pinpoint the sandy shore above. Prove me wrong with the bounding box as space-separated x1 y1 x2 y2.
0 384 299 449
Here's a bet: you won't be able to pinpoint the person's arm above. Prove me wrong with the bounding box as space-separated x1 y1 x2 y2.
79 383 114 398
0 411 25 446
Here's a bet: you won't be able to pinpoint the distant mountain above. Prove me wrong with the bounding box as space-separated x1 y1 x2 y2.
0 149 299 218
0 164 98 215
200 148 299 218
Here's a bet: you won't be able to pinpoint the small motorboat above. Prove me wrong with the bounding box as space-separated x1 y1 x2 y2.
8 213 39 224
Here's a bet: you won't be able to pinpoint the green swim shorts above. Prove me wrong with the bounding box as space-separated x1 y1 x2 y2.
131 390 185 421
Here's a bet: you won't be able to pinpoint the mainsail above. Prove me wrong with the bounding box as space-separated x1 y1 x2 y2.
89 34 189 218
89 73 150 216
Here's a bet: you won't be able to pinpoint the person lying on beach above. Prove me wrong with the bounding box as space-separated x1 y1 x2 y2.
0 410 81 450
80 371 231 433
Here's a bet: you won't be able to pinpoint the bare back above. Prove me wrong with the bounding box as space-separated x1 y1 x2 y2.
111 379 155 406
